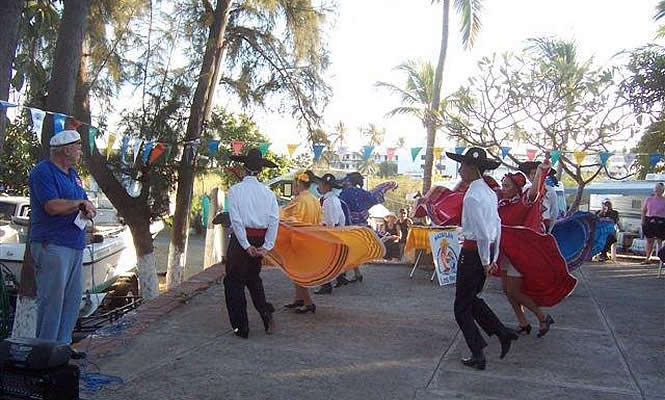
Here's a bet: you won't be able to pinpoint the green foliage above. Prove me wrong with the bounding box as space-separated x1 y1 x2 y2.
377 161 398 178
620 45 665 117
0 118 40 195
633 122 665 178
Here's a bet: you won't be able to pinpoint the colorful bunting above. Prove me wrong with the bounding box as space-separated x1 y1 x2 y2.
410 147 422 162
386 147 396 161
119 135 130 163
455 146 466 155
53 113 67 134
361 145 374 161
207 139 219 156
312 144 325 161
106 133 116 160
258 142 270 156
29 108 46 138
162 144 173 163
599 151 612 166
87 126 97 155
148 143 166 165
132 138 143 166
500 146 511 158
231 140 244 155
624 153 636 167
0 100 17 109
433 147 443 161
550 150 562 165
573 151 586 165
286 143 298 156
141 141 154 165
526 149 537 161
649 153 662 167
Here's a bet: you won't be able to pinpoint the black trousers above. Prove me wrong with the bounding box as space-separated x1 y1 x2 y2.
454 248 506 355
223 234 272 334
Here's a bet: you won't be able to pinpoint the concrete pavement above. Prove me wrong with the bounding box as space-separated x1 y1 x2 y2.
80 261 664 400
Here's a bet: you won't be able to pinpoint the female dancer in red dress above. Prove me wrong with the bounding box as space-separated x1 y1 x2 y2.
498 161 556 337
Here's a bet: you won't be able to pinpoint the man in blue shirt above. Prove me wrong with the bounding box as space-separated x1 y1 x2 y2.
29 130 96 344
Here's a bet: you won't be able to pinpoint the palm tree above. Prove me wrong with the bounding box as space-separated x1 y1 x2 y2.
330 120 347 151
656 0 665 38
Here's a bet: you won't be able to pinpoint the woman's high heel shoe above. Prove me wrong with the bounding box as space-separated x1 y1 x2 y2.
537 315 554 338
294 304 316 314
516 324 532 335
284 300 304 309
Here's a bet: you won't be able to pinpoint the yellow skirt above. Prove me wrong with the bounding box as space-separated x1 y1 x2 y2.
266 223 386 287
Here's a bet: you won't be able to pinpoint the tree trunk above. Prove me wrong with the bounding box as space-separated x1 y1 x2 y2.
74 41 159 301
423 0 450 194
167 0 232 289
40 0 89 156
569 182 585 214
0 0 22 154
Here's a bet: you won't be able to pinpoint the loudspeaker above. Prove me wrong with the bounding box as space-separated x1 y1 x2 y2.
0 363 79 400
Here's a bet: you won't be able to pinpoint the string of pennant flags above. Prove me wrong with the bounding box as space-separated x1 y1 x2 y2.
2 100 662 169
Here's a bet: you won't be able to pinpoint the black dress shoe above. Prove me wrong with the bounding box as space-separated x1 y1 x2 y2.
516 324 532 335
70 348 87 360
284 300 305 309
314 284 333 295
348 275 364 283
499 330 518 359
234 328 249 339
262 313 275 335
461 356 486 370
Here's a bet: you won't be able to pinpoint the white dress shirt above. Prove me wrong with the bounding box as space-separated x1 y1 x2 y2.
461 178 501 266
227 176 279 251
543 185 559 225
321 191 346 227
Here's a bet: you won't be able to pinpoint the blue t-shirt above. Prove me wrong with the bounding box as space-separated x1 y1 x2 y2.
29 160 87 249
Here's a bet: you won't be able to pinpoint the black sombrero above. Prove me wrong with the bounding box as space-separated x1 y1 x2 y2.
314 173 343 189
445 147 500 170
230 148 277 172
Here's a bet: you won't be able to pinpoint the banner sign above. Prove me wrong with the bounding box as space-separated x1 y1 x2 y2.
428 229 460 286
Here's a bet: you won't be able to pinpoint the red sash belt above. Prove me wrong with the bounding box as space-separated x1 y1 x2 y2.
246 228 267 237
462 240 478 250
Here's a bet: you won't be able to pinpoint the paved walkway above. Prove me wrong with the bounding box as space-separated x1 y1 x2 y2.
78 261 664 400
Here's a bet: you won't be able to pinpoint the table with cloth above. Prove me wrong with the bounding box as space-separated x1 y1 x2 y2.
404 225 458 280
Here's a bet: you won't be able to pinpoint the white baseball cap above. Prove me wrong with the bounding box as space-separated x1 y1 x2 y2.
49 130 81 147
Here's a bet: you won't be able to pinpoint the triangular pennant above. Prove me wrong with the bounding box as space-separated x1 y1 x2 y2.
53 113 67 134
312 144 325 161
148 143 166 165
433 147 443 161
208 139 219 156
0 100 17 109
550 150 562 165
231 140 244 155
286 143 298 156
142 141 154 165
132 138 143 166
386 147 396 161
500 146 511 159
410 147 422 162
649 153 662 167
526 149 537 161
119 135 130 163
106 133 116 160
623 153 636 167
67 118 82 130
573 151 586 165
87 126 98 155
162 144 173 163
361 145 374 161
258 142 270 156
455 146 466 155
29 108 46 139
599 151 612 166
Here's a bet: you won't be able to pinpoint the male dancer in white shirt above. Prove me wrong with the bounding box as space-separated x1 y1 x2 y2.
313 173 347 295
225 148 280 338
446 147 519 370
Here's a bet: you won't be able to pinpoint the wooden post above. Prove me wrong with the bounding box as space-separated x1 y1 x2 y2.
204 188 225 268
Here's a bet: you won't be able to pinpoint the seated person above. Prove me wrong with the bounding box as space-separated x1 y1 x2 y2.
380 213 402 260
595 199 620 261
